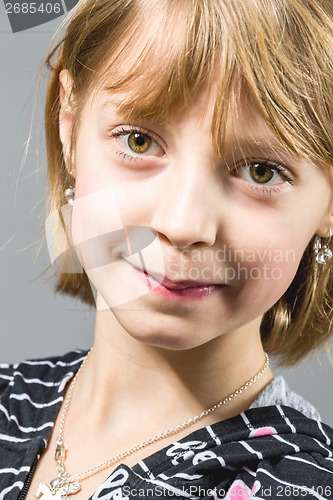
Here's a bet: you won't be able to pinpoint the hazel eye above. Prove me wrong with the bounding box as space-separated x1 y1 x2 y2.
249 163 274 183
109 126 165 160
128 133 151 154
234 160 294 186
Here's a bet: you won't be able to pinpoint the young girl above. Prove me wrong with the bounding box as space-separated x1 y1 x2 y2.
1 0 333 499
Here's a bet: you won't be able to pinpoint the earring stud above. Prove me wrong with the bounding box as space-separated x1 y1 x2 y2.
313 229 332 264
64 186 75 206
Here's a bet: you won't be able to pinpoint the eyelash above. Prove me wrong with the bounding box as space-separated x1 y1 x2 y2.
108 126 163 162
108 127 295 195
233 158 295 196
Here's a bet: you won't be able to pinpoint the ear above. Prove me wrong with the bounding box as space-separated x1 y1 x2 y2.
59 69 75 174
316 224 333 239
315 203 333 238
314 169 333 238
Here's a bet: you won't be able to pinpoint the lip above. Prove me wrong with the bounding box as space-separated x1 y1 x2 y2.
160 276 217 289
130 265 226 300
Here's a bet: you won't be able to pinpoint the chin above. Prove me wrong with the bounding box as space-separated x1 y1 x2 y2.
128 325 204 351
112 308 211 351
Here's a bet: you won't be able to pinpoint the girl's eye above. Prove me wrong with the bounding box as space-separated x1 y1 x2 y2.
108 127 165 160
233 160 294 187
128 133 152 154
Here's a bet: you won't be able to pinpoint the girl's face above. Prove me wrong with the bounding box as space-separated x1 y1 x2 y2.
60 71 333 350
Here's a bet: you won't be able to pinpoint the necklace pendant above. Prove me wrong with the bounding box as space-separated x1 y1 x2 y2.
36 479 81 499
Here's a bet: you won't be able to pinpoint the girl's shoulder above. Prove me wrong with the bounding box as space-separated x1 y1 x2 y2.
0 350 88 495
0 349 86 399
0 361 15 397
251 375 322 421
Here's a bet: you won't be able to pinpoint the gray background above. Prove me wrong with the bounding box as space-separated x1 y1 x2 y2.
0 4 332 425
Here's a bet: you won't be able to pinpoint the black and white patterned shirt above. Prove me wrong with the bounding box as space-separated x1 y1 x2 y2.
0 350 332 499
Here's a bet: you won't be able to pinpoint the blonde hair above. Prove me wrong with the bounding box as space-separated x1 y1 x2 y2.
44 0 333 365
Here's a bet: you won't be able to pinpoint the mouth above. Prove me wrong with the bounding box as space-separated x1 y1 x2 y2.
130 265 226 300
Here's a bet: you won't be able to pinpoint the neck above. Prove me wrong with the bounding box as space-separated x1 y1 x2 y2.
72 310 273 431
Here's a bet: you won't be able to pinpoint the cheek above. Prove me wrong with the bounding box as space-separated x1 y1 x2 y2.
72 189 124 245
232 225 309 317
73 128 134 241
237 257 300 317
71 188 128 275
70 185 164 305
74 130 152 226
74 120 116 195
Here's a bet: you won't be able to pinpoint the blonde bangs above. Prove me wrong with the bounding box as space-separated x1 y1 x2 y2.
91 0 227 122
226 0 333 166
65 0 333 167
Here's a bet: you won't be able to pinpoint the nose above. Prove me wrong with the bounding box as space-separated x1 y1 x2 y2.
151 162 218 250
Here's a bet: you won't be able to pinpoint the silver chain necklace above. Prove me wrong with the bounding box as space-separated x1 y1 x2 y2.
36 350 270 499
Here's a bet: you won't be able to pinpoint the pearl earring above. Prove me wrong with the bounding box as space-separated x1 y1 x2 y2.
64 170 75 206
64 187 75 206
313 229 333 264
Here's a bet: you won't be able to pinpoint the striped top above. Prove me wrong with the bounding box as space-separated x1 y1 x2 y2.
0 349 333 499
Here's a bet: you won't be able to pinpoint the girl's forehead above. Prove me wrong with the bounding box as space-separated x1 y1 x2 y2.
91 50 234 123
